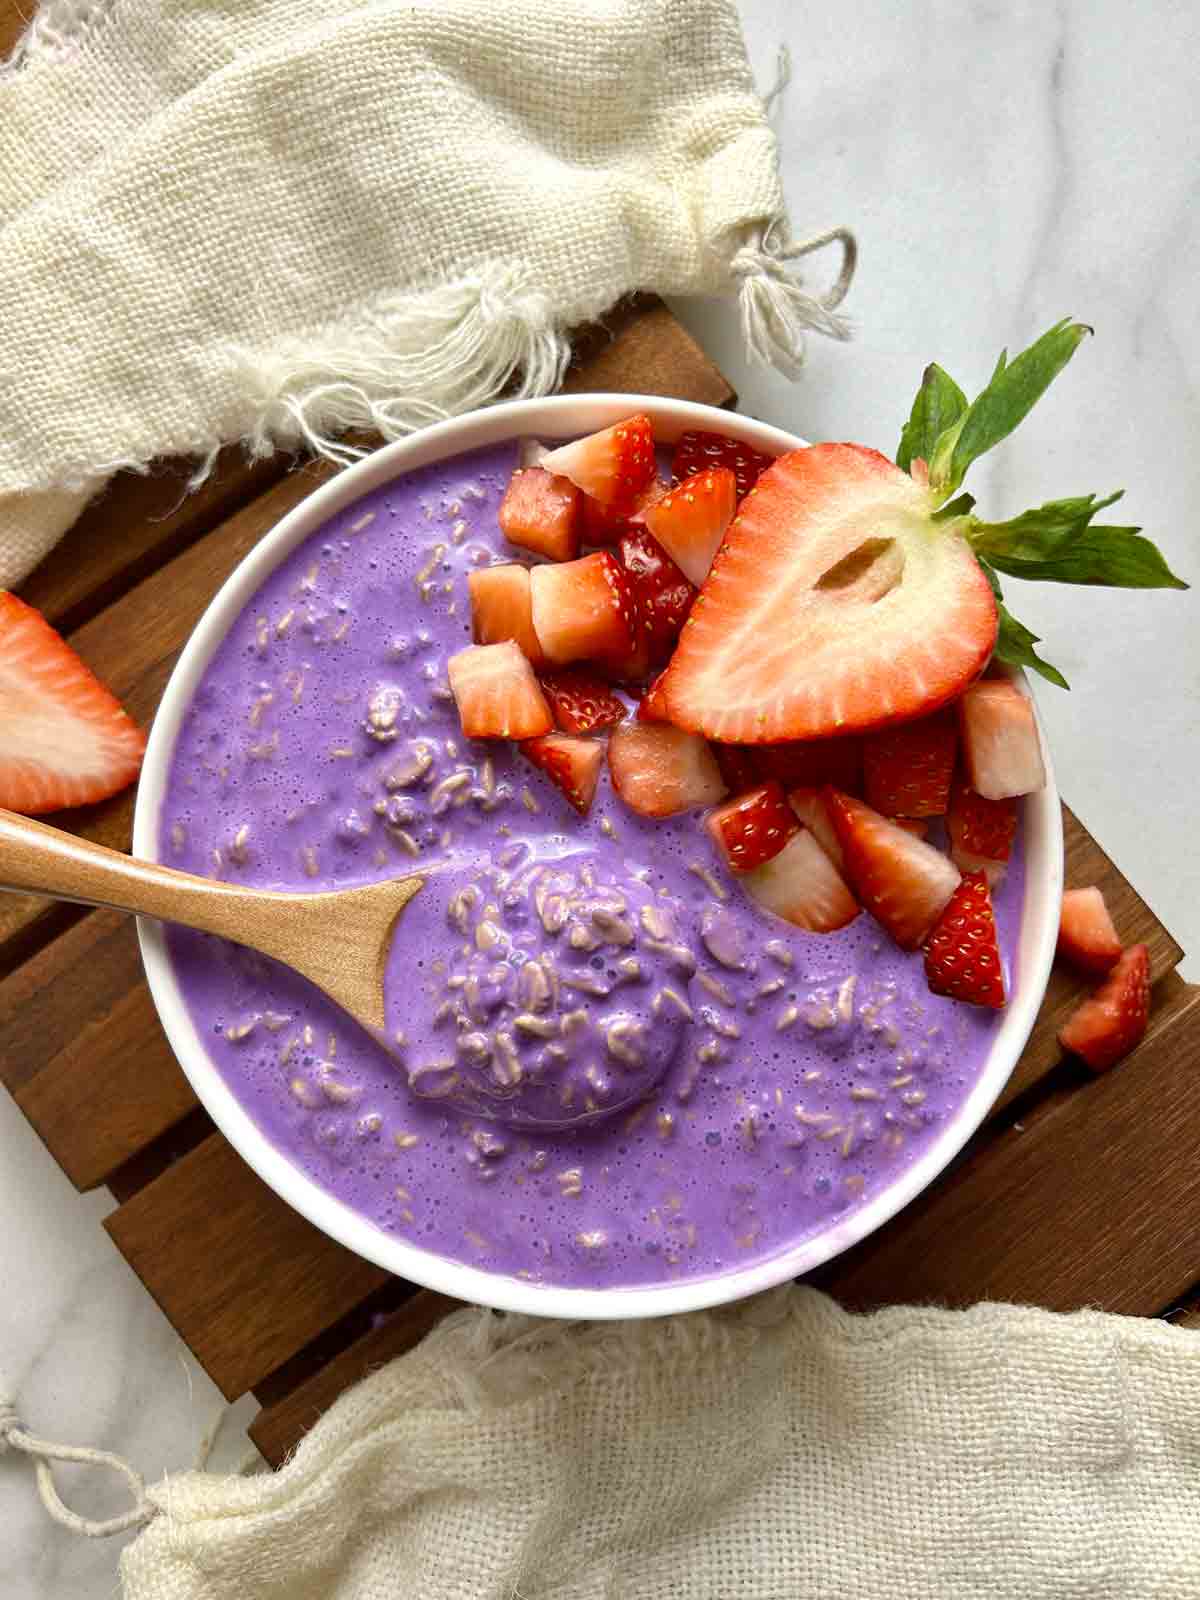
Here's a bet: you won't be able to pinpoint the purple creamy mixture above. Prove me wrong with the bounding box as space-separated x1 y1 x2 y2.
160 440 1025 1290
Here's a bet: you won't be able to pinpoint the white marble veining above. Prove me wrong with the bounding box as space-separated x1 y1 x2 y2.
2 2 1197 1593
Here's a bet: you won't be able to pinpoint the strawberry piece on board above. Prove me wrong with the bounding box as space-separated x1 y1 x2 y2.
742 829 859 934
521 733 604 815
1058 944 1150 1072
538 669 626 734
540 414 657 511
862 709 957 817
468 563 545 667
824 787 961 950
607 721 727 819
924 871 1007 1009
447 641 553 740
0 592 146 815
640 467 737 587
529 551 637 669
1057 886 1123 977
959 678 1046 800
672 430 775 501
497 467 581 562
706 780 799 873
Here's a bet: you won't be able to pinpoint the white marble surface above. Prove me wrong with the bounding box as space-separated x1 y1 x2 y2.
2 2 1197 1593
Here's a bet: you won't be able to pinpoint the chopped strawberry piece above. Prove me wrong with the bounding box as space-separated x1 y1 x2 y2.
468 564 545 667
637 671 671 722
540 414 656 511
0 592 146 814
706 781 799 872
581 478 667 547
529 551 637 669
608 721 727 818
824 788 961 950
892 818 930 838
754 736 863 794
947 772 1017 882
786 787 844 872
710 743 760 793
1058 944 1150 1072
924 871 1007 1009
656 444 997 743
742 829 859 934
618 527 695 665
497 467 581 563
672 430 775 501
538 669 626 734
521 733 604 816
959 678 1046 800
447 641 553 740
640 467 736 587
1057 886 1123 977
862 709 957 817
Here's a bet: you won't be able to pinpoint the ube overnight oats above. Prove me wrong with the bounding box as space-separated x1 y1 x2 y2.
158 424 1030 1292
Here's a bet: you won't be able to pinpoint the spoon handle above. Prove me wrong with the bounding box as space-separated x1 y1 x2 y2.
0 807 274 943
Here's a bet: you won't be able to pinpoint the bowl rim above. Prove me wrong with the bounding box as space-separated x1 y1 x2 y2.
133 392 1064 1320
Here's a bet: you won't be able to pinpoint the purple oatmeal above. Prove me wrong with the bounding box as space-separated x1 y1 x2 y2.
159 440 1024 1290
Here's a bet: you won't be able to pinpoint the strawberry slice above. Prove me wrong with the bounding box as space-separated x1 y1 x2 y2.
521 733 604 816
529 551 637 669
706 780 799 872
657 443 997 743
447 641 553 740
742 829 859 934
608 721 727 818
710 743 760 793
787 786 844 871
754 736 863 794
862 709 956 817
581 478 667 547
959 678 1045 800
1057 886 1123 977
640 468 736 587
923 871 1007 1009
1058 943 1150 1072
946 773 1017 883
540 414 656 512
497 467 581 563
468 564 545 667
672 430 775 501
824 787 961 949
0 593 146 814
618 527 695 666
538 669 626 734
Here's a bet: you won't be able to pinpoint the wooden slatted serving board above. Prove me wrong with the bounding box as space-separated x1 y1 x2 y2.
1 296 1196 1473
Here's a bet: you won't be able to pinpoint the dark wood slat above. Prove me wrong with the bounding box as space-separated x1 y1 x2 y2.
104 1134 389 1400
0 2 26 57
562 296 736 407
821 983 1200 1315
249 1290 459 1467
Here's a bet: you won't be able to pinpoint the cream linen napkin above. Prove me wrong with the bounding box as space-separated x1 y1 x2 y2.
0 0 854 590
108 1287 1200 1600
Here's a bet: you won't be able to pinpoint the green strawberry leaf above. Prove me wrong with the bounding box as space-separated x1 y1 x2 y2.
928 318 1092 498
969 491 1188 588
931 491 975 524
896 363 967 474
975 557 1070 688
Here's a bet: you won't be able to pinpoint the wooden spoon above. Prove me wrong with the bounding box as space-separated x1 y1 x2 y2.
0 808 424 1036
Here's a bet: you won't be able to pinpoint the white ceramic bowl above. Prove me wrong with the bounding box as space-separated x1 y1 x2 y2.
133 394 1063 1320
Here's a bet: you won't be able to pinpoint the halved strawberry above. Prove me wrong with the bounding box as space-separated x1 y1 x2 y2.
540 415 656 511
706 781 799 872
959 679 1045 800
608 721 727 818
447 641 553 740
1057 886 1123 977
529 551 637 668
754 736 863 794
0 592 146 814
1058 943 1150 1072
710 743 760 793
742 829 859 934
862 709 956 817
640 468 736 587
658 444 997 743
672 430 775 501
539 669 626 734
497 467 581 562
618 527 695 665
468 564 545 667
924 871 1006 1009
787 786 844 871
824 788 961 949
581 478 667 547
521 734 604 816
946 772 1017 882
